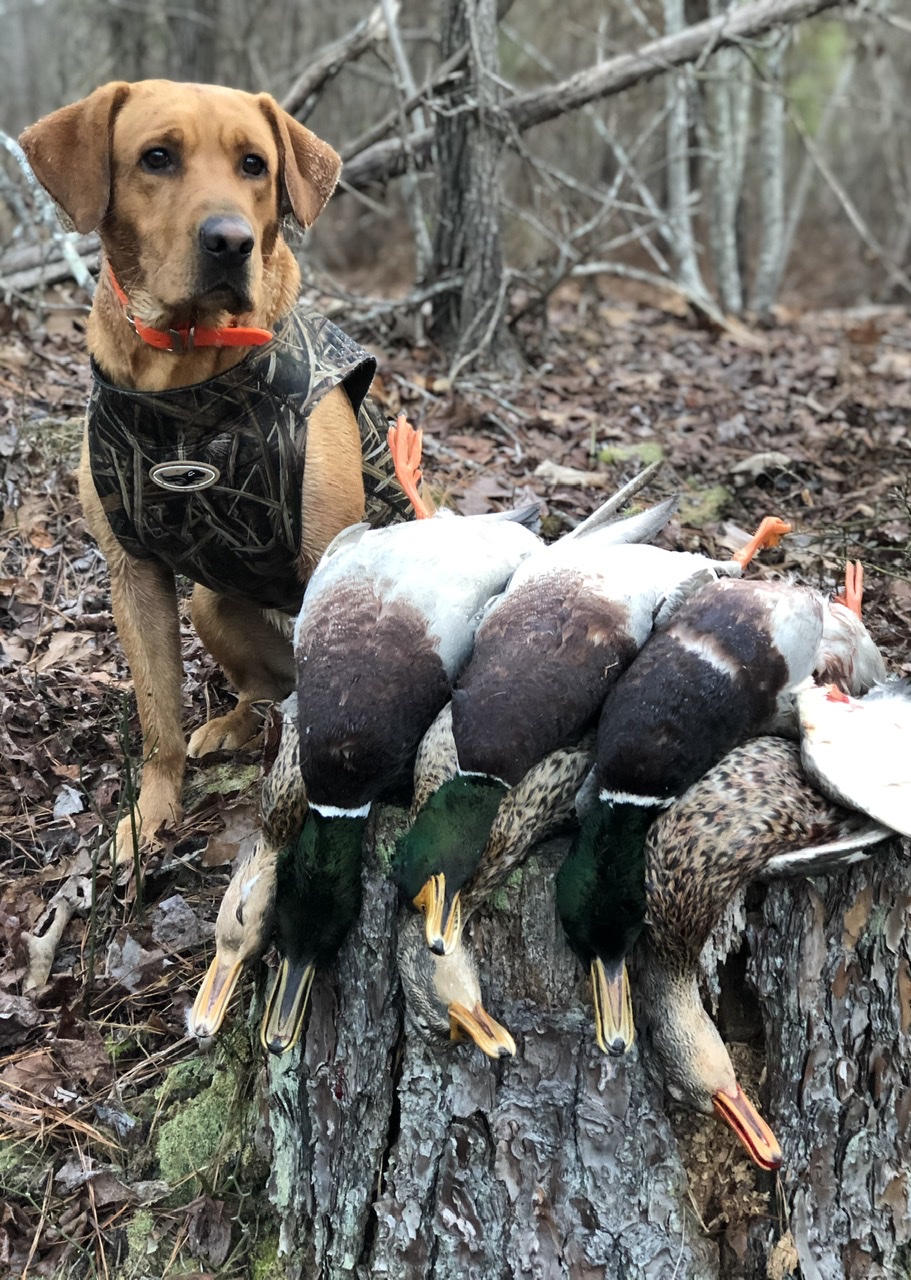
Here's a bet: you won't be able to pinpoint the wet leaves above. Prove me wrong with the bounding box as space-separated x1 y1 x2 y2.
1 291 909 1274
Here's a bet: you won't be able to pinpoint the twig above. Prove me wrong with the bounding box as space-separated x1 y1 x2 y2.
341 41 469 162
379 0 433 280
343 0 843 190
0 131 95 296
786 95 911 296
280 4 389 122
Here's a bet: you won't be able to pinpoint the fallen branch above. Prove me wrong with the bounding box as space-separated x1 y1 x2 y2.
343 0 842 190
0 131 96 297
280 3 391 122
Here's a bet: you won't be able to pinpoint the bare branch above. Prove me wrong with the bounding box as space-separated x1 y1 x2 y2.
280 4 390 121
0 132 95 297
786 94 911 297
506 0 843 132
343 0 843 191
749 31 791 313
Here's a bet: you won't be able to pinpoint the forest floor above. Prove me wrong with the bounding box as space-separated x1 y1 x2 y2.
1 280 910 1278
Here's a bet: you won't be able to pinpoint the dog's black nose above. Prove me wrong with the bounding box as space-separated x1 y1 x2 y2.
199 216 254 264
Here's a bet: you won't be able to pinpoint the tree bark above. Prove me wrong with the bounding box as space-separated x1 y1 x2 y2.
749 34 791 315
262 808 911 1279
429 0 517 374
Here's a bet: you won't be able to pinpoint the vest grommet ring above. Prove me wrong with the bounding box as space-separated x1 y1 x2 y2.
150 461 221 491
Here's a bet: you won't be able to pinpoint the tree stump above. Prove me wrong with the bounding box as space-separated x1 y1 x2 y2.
260 805 910 1278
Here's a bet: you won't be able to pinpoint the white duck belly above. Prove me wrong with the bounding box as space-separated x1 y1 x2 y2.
297 509 540 678
798 680 911 837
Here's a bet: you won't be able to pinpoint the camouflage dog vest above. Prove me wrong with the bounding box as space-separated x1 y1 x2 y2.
87 307 410 613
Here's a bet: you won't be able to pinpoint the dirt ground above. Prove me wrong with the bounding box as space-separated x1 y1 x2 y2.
1 280 909 1276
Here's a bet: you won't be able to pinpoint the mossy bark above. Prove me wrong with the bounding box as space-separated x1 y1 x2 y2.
262 812 911 1279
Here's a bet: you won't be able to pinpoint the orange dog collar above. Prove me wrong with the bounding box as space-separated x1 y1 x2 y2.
107 267 273 352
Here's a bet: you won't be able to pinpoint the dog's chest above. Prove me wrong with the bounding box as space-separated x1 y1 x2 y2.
87 310 382 612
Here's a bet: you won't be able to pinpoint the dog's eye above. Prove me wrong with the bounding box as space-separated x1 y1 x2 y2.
141 148 174 172
242 154 266 177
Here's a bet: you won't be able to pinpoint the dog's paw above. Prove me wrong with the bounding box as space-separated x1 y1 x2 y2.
113 786 182 865
112 810 162 866
188 707 261 758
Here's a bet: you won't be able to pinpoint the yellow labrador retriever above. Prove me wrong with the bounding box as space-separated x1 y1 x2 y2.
20 81 410 860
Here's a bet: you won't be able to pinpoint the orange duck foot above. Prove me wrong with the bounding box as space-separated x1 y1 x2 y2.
731 515 793 569
388 412 432 519
832 560 864 619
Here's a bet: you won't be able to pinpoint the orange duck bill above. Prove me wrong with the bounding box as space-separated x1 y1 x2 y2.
449 999 516 1059
190 954 245 1038
712 1083 783 1171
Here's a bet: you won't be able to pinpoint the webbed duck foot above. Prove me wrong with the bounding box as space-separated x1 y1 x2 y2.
730 515 792 568
832 559 864 618
388 411 433 519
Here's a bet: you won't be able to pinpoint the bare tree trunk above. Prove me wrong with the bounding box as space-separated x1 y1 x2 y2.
262 811 911 1279
430 0 518 377
750 842 911 1277
749 33 791 315
662 0 709 305
701 31 752 314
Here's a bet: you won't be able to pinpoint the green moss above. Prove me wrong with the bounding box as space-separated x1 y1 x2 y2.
250 1231 285 1280
123 1209 157 1274
183 760 260 809
372 804 409 874
598 441 664 467
678 484 731 527
0 1141 45 1194
488 864 526 913
539 514 564 540
154 1061 241 1202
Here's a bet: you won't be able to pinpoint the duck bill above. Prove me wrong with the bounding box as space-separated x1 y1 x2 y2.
413 874 462 956
190 955 244 1038
590 956 635 1055
712 1084 783 1171
449 1000 516 1059
259 956 316 1056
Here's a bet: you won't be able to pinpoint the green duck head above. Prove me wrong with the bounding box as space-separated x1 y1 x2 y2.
394 775 507 956
556 800 652 1056
260 808 367 1055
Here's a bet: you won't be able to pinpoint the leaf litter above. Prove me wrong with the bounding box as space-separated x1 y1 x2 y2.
0 283 909 1275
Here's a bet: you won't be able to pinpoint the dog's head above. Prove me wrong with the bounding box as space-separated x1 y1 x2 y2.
19 80 341 328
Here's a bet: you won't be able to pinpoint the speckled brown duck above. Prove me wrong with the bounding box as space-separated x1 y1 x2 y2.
636 734 891 1171
564 560 885 1055
189 694 305 1038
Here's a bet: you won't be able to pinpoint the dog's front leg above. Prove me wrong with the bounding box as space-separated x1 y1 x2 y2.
110 556 186 860
79 452 185 861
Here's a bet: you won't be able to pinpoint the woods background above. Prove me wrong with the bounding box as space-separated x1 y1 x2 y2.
1 1 910 1279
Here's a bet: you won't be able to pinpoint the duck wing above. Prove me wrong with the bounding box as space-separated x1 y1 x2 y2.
462 738 594 914
798 680 911 837
596 579 825 805
411 703 459 817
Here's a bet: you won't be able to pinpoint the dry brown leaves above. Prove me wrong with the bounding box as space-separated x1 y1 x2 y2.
1 287 910 1274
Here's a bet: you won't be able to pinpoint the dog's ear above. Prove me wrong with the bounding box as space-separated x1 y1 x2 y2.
258 96 341 229
19 82 131 234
